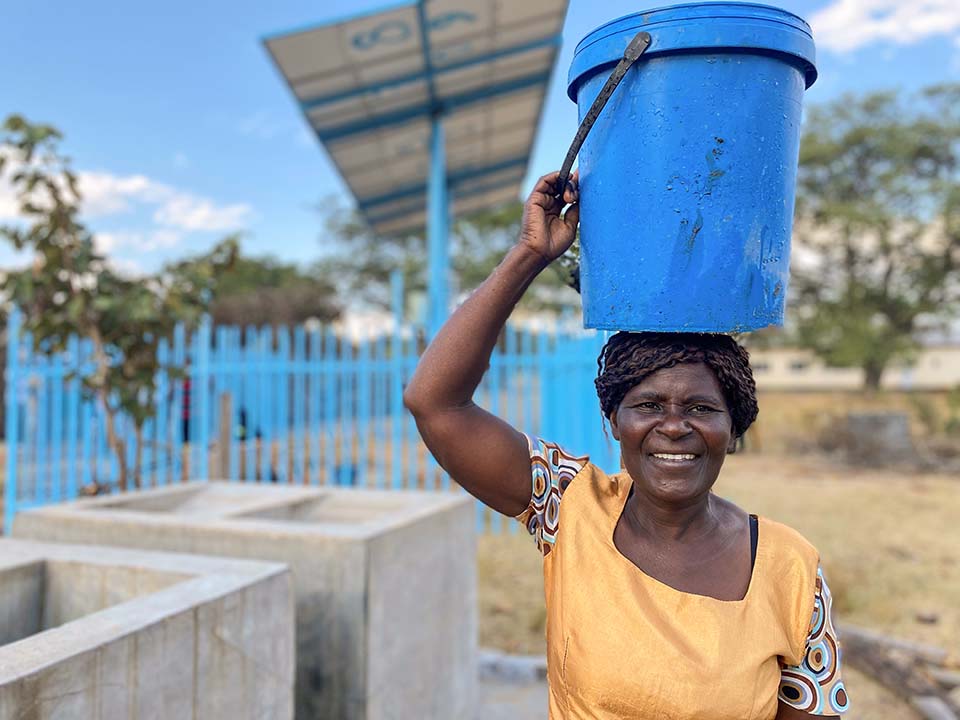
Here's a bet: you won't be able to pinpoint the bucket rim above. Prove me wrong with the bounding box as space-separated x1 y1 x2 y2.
567 2 818 99
574 2 813 55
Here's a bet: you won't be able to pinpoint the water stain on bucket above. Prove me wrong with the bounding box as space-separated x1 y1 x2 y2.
687 211 704 253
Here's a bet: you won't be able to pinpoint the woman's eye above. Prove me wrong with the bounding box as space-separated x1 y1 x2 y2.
691 405 714 413
635 402 659 410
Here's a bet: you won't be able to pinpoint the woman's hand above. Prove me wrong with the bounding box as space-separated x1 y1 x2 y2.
518 169 580 264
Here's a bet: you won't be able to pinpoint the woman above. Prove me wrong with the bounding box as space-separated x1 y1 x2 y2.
403 171 849 719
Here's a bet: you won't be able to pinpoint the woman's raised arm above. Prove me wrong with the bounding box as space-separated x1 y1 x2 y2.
402 170 579 517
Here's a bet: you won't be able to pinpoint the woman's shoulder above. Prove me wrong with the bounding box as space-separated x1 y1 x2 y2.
756 515 819 558
529 436 591 488
517 435 600 555
754 515 821 592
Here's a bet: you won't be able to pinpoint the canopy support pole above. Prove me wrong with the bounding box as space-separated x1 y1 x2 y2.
426 114 449 338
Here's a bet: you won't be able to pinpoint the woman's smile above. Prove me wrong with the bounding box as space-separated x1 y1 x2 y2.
648 452 699 465
610 361 735 502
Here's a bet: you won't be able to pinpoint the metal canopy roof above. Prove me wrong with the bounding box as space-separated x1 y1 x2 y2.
264 0 568 236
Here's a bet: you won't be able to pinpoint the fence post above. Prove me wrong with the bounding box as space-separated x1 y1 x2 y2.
193 317 212 481
217 392 233 479
4 309 21 534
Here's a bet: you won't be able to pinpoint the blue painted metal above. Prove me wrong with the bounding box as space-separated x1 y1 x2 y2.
258 328 272 483
4 313 630 536
172 324 186 484
294 326 306 484
318 71 552 142
335 337 352 487
65 337 79 499
323 327 337 486
36 352 49 505
308 328 322 485
357 333 371 487
389 270 405 491
277 327 291 484
373 334 387 489
568 3 817 332
4 309 20 534
244 325 258 482
427 115 449 339
50 352 63 503
415 0 438 107
390 335 404 491
300 34 563 111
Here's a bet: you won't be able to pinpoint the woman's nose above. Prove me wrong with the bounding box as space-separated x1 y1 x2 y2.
656 412 692 439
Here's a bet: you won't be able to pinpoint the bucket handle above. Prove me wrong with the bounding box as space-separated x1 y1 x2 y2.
555 31 652 198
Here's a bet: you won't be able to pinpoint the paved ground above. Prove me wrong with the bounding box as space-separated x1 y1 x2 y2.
478 679 548 719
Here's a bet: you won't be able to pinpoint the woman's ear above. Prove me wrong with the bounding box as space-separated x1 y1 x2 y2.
727 433 738 454
609 409 621 441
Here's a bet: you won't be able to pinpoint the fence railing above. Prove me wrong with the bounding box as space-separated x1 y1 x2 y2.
3 309 619 532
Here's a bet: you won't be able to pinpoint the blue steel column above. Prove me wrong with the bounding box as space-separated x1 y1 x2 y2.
4 309 20 534
427 114 449 338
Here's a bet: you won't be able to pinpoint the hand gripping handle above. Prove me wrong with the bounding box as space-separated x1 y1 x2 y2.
555 31 652 199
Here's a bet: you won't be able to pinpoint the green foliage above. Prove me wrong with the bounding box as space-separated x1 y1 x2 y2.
945 384 960 437
908 394 941 436
791 84 960 389
165 253 341 327
0 114 237 490
315 198 580 315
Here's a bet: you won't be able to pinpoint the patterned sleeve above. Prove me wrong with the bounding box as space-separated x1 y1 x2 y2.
514 435 588 556
778 566 850 715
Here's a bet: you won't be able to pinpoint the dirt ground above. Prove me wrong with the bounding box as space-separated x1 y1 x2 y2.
477 453 959 719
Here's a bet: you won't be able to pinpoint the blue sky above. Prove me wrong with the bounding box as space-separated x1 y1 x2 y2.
2 0 959 275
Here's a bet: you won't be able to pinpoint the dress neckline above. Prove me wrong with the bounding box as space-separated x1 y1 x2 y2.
608 473 761 604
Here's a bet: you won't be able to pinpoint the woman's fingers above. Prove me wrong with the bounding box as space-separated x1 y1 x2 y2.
563 201 580 231
532 169 580 207
533 171 560 194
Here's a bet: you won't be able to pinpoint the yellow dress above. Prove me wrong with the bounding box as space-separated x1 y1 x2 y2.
517 438 849 719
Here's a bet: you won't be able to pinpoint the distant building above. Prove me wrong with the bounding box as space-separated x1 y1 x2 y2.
748 346 960 391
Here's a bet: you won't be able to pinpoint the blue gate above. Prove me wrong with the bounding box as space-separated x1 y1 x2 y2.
3 309 619 533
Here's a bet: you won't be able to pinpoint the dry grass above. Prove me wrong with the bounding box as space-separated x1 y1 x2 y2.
749 390 958 454
477 453 958 719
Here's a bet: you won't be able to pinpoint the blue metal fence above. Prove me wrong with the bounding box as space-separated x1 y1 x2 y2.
3 308 619 532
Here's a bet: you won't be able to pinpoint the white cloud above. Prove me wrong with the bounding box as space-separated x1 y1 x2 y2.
77 171 170 215
152 196 251 231
95 229 184 254
76 170 251 231
811 0 960 53
1 159 250 271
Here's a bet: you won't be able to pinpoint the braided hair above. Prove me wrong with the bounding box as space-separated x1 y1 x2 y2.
595 332 758 438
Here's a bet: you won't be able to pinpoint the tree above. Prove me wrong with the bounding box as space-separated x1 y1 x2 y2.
790 84 960 389
0 115 237 491
165 253 341 327
315 198 580 315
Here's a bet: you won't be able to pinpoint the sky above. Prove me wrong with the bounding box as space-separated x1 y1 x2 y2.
2 0 959 276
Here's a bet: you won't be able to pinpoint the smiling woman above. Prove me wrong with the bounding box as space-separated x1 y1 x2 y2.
403 170 850 720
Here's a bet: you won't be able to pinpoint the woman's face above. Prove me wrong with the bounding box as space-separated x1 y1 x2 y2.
609 361 736 505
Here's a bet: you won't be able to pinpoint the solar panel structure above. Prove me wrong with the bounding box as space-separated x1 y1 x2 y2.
264 0 568 237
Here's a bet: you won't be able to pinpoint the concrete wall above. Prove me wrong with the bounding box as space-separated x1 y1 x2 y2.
749 346 960 391
14 481 478 720
0 540 294 720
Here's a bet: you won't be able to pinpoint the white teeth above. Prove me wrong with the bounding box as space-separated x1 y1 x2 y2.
652 453 697 460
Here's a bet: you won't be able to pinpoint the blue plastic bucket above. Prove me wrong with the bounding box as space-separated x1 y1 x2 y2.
568 2 817 332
